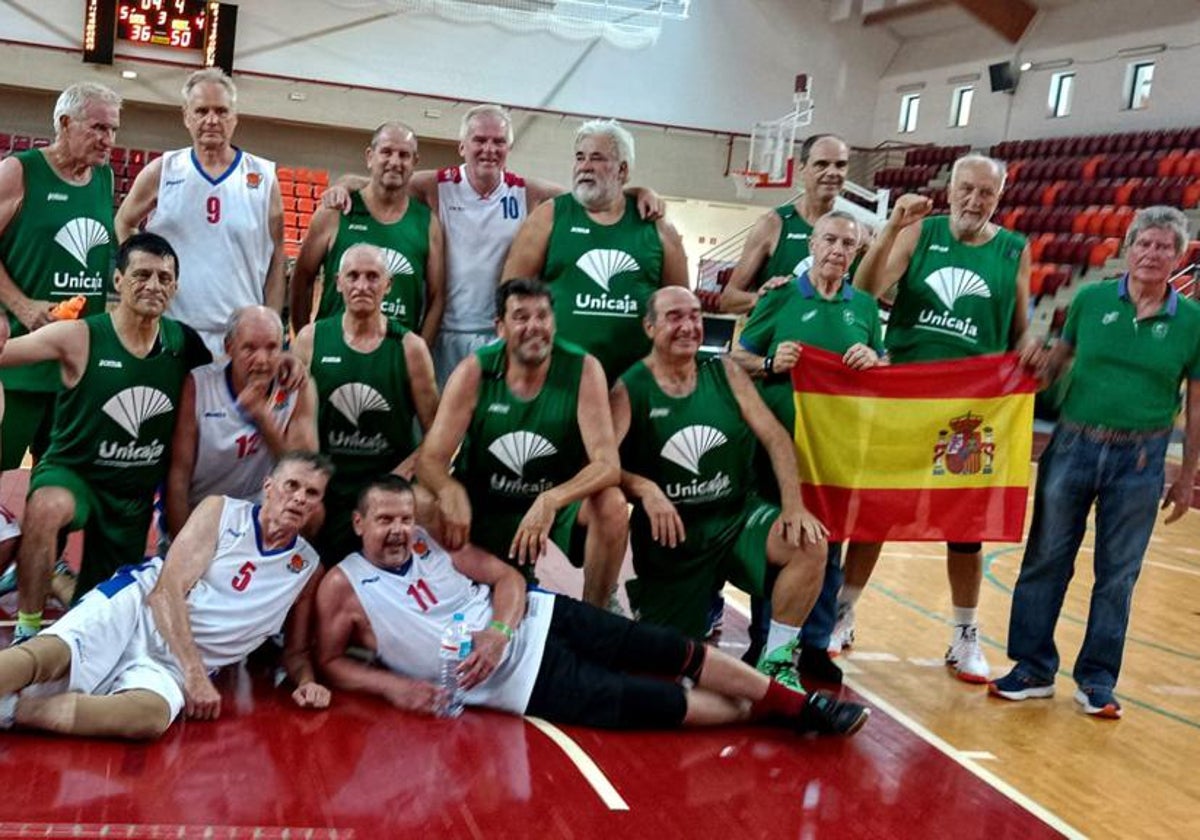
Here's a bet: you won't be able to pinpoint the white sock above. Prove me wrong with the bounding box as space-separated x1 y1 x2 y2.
839 585 864 609
0 694 16 730
766 619 801 654
952 606 978 627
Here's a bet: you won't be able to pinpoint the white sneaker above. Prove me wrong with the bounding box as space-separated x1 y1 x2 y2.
945 624 989 684
828 603 856 656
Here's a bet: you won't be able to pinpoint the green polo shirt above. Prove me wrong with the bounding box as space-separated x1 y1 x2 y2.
1060 277 1200 431
739 271 883 428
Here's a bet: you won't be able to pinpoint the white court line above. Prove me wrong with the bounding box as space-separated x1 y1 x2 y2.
525 716 630 811
1147 684 1200 697
722 600 1087 840
1145 560 1200 578
845 651 900 662
958 750 998 761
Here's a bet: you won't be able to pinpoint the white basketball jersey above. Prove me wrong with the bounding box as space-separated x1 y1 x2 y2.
437 165 529 332
149 148 276 337
338 530 552 714
169 497 320 669
187 361 298 508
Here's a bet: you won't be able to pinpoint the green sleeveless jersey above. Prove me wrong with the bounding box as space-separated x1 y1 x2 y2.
619 358 755 518
41 314 190 500
457 339 586 531
316 192 431 331
311 317 417 498
543 194 663 380
0 150 114 391
756 204 814 289
885 215 1024 362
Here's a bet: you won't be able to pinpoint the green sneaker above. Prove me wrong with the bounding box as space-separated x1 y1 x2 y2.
757 640 804 692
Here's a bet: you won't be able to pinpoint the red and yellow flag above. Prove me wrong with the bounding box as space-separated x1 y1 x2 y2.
791 346 1038 543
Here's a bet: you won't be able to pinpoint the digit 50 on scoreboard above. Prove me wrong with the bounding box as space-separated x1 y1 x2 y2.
117 0 207 50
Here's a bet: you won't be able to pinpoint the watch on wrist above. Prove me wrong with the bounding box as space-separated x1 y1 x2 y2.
763 354 774 376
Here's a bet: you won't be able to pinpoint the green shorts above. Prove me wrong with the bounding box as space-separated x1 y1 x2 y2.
627 495 778 639
471 499 583 583
1 389 56 471
28 462 154 602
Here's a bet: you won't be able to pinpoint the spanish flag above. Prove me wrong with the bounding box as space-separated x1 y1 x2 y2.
792 346 1038 542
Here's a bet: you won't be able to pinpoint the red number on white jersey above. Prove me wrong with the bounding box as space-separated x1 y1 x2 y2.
231 560 257 592
206 195 221 224
406 579 438 612
235 433 261 459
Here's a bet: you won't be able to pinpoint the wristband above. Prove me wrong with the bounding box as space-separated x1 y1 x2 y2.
488 620 514 641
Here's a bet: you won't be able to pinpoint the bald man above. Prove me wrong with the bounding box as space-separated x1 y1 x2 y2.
291 122 445 346
165 305 318 539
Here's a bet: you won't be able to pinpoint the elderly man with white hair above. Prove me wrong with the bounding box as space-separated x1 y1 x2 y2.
165 305 319 539
844 153 1033 684
501 119 688 383
117 68 285 357
0 81 122 475
991 205 1200 719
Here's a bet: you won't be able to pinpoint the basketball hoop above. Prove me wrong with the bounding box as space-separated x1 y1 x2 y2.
731 169 767 201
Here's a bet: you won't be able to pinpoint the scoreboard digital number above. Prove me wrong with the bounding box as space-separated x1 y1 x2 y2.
117 0 208 50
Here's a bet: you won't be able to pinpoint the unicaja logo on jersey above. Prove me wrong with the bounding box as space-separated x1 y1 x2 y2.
328 383 391 453
488 431 557 496
916 266 989 341
97 386 172 466
382 248 415 277
52 218 108 293
661 425 732 503
574 249 641 317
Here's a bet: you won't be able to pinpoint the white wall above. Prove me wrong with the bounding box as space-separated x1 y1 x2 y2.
871 0 1200 151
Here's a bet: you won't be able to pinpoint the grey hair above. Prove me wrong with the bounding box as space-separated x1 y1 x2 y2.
224 305 283 348
1125 205 1189 253
576 119 635 169
951 154 1007 191
815 209 861 233
338 242 388 276
52 82 121 134
459 104 513 145
182 68 237 106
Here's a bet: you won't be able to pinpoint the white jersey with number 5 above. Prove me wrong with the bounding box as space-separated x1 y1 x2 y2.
148 148 277 346
338 529 553 714
188 361 298 508
177 496 320 669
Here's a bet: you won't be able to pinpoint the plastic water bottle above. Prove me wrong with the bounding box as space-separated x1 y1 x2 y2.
437 612 472 718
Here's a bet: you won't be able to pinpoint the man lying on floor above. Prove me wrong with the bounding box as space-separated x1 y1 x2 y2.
0 452 333 739
316 475 870 735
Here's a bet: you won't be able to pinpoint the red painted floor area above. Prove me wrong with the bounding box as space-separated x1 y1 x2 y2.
0 654 1062 839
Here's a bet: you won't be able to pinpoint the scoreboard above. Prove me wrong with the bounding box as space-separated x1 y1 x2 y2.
117 0 208 51
83 1 238 73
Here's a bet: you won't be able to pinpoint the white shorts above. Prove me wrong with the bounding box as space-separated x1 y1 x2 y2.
0 502 20 543
433 330 498 387
42 561 186 722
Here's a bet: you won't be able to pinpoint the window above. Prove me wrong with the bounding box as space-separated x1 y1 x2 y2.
898 93 920 133
1125 61 1154 110
1048 72 1075 118
948 86 974 127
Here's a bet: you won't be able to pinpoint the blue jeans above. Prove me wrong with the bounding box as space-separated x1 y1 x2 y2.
1006 425 1168 692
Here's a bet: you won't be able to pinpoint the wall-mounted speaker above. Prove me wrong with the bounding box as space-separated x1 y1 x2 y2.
988 61 1018 94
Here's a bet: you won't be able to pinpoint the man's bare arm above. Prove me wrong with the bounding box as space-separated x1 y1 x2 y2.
145 495 225 719
404 332 440 433
415 355 480 549
262 179 287 314
114 156 163 241
419 215 446 346
280 565 330 707
283 380 319 452
0 320 89 386
164 373 200 538
1011 241 1034 349
853 195 931 299
500 201 554 281
719 210 782 315
658 220 689 288
288 208 339 333
1164 379 1200 524
0 157 53 332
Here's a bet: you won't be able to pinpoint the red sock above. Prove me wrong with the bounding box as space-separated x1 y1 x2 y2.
749 679 807 722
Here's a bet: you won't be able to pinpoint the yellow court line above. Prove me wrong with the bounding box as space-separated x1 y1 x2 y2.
525 716 630 811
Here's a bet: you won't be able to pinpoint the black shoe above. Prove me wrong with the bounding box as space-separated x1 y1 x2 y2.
798 646 843 686
795 691 869 736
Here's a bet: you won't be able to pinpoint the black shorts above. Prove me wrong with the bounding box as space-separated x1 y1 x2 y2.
947 542 983 555
524 597 690 729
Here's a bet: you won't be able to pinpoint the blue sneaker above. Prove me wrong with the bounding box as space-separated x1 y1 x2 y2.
704 594 725 639
1075 687 1122 719
988 668 1055 701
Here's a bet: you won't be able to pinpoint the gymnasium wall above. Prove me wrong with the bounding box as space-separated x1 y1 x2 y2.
869 0 1200 151
0 0 899 206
